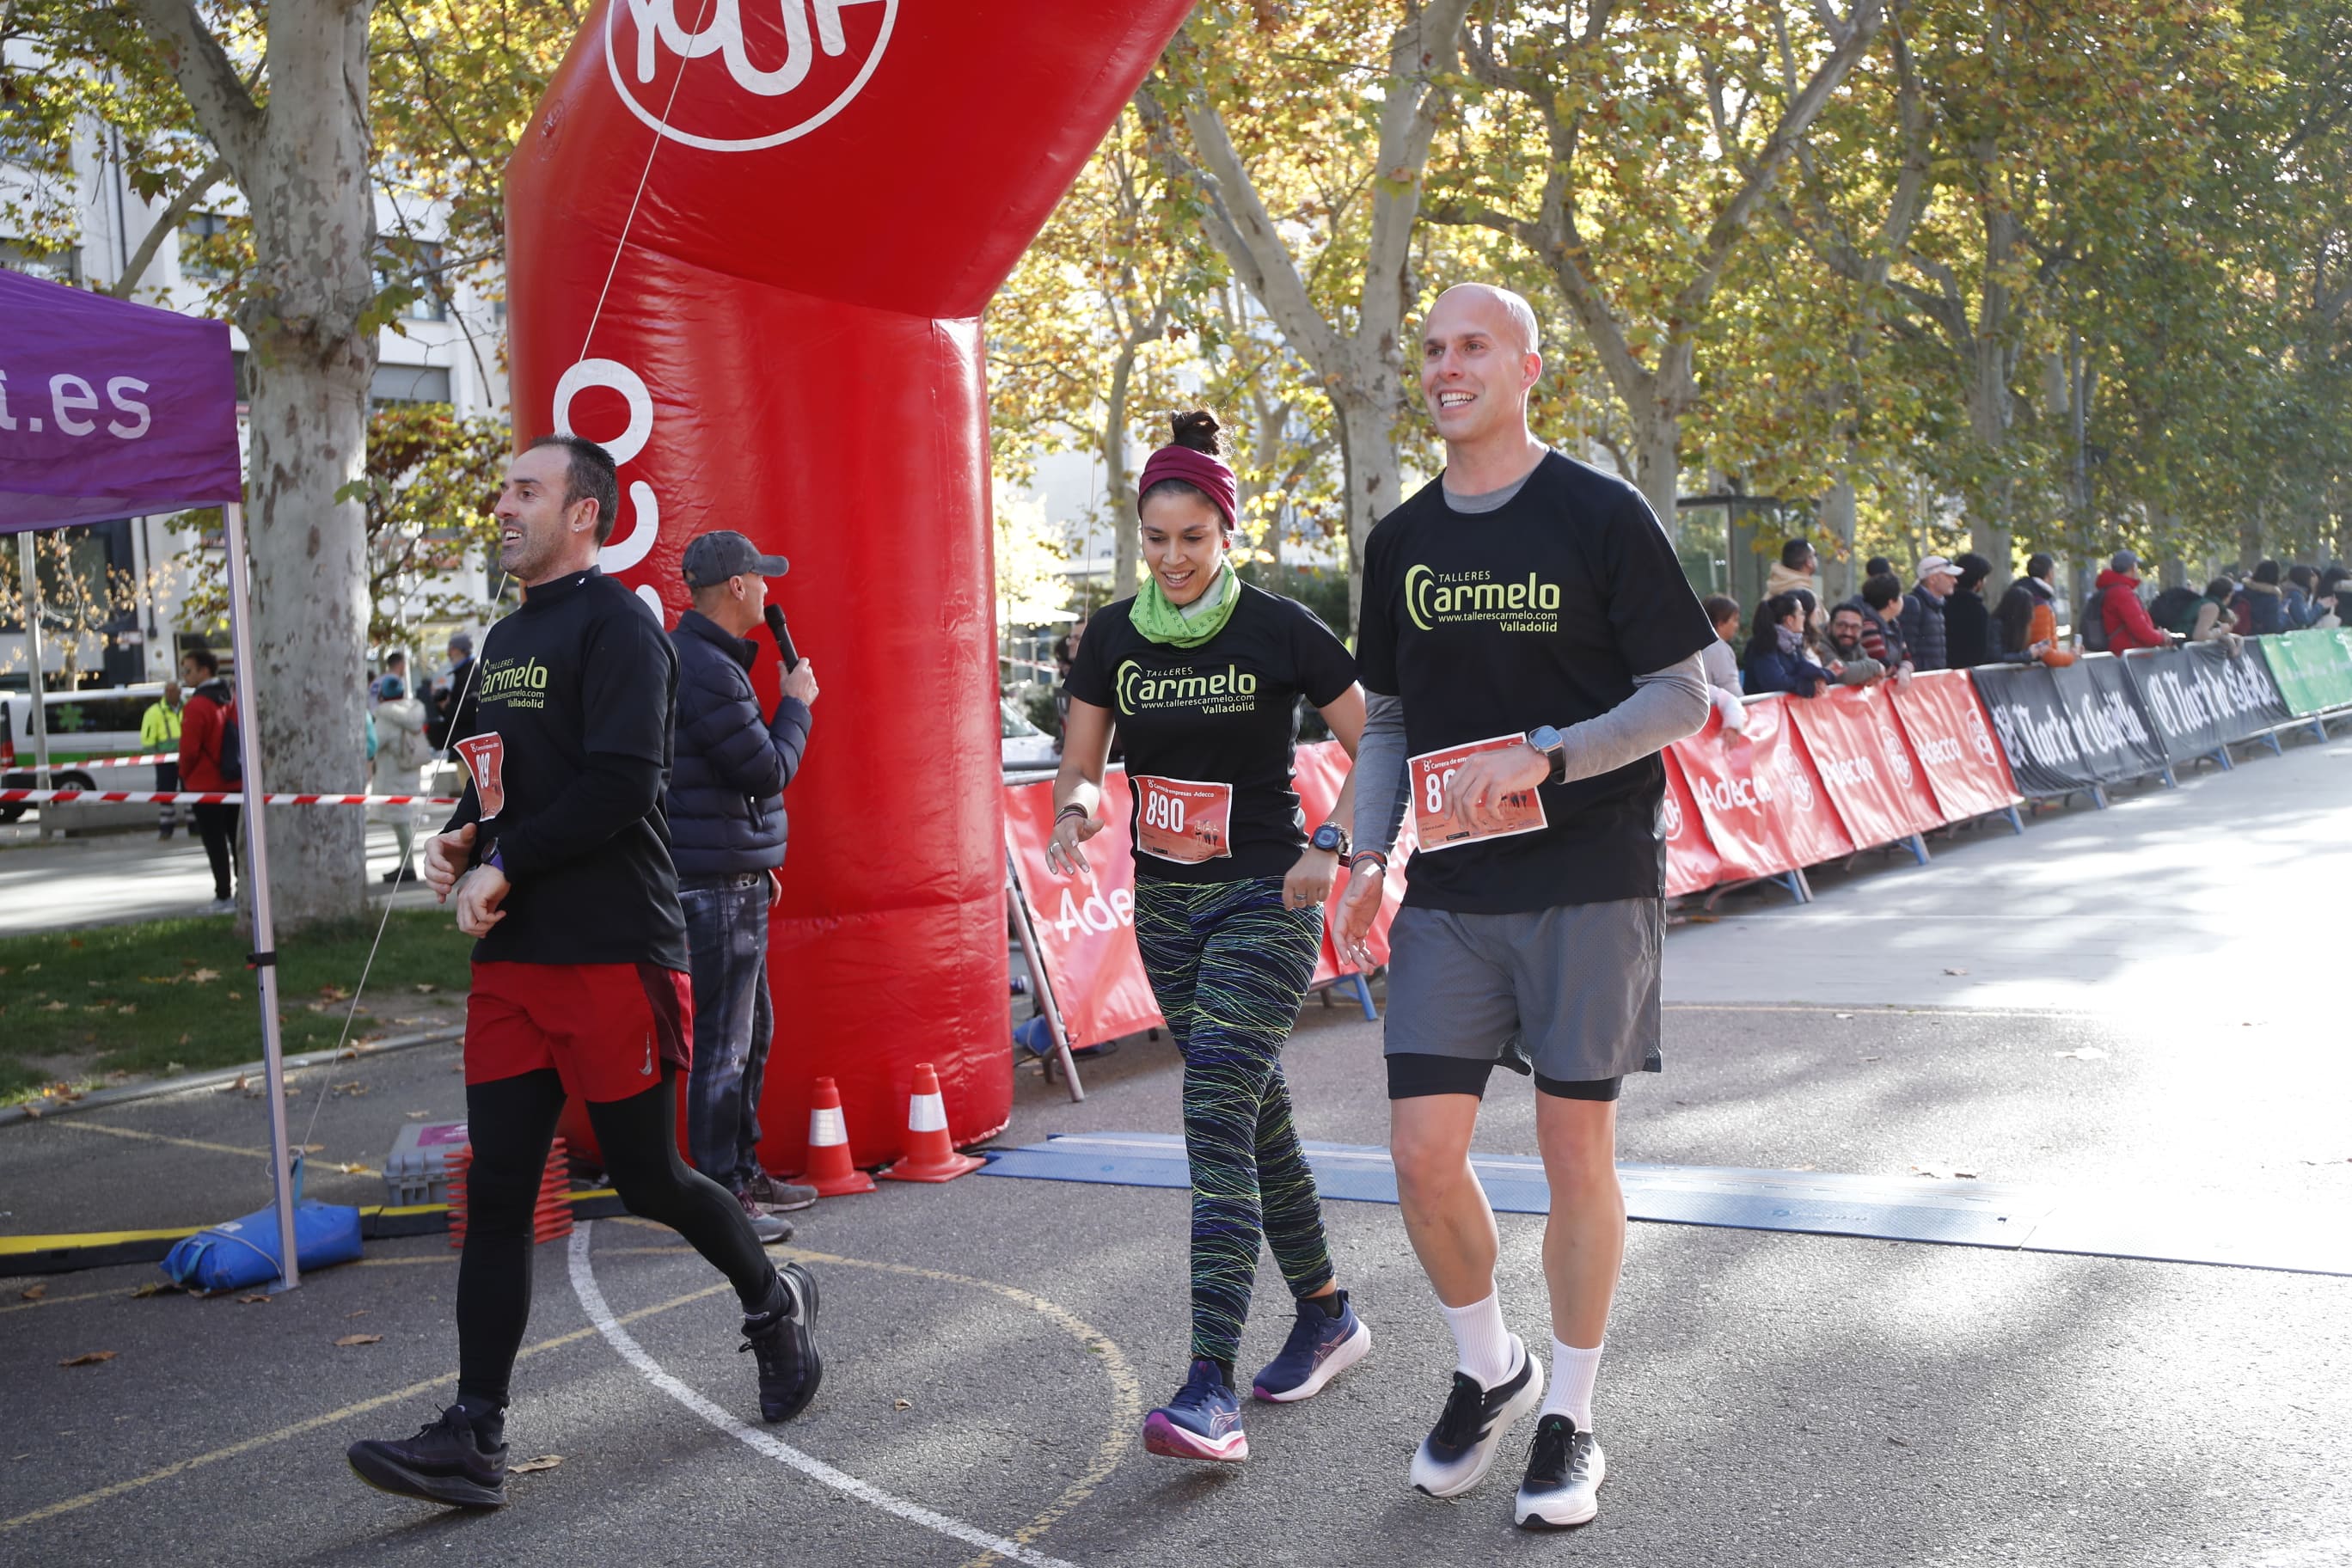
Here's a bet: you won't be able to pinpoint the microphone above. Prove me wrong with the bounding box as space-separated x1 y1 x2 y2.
764 604 800 671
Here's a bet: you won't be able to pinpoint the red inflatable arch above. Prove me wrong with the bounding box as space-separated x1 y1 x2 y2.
507 1 1192 1173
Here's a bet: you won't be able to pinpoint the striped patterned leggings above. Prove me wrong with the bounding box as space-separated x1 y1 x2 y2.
1133 874 1335 1366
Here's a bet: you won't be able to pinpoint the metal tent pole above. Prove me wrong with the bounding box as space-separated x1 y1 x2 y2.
221 501 300 1289
15 531 52 787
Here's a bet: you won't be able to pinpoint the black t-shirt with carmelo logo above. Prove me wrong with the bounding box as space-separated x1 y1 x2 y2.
1356 450 1716 914
442 568 689 969
1065 585 1358 884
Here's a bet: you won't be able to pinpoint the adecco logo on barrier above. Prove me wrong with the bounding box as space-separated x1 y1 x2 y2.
1773 745 1817 814
605 0 898 151
1877 721 1915 791
1659 788 1683 839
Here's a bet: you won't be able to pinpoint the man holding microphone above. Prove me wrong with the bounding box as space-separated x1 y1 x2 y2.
667 530 822 1238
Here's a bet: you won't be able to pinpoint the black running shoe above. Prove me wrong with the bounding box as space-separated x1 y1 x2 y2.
741 1261 822 1422
1408 1334 1543 1498
347 1405 507 1509
1514 1413 1606 1528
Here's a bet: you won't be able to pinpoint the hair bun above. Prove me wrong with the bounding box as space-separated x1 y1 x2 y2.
1168 409 1223 456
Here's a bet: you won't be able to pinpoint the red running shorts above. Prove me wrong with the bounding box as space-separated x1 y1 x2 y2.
465 960 694 1104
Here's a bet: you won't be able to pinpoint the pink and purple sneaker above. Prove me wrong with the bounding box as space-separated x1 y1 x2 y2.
1142 1358 1248 1461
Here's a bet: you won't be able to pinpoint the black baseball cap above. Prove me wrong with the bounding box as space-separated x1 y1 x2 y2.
682 530 789 588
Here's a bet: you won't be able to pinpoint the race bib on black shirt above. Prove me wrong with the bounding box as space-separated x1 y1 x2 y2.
1356 451 1716 913
1065 585 1357 883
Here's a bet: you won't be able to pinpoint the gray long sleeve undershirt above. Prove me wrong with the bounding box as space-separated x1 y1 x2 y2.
1351 655 1712 858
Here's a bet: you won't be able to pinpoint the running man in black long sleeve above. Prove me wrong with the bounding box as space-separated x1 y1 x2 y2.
346 436 822 1514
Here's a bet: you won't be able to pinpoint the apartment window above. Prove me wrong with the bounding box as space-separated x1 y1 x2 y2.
371 364 452 407
181 211 241 280
374 241 447 322
1 240 83 285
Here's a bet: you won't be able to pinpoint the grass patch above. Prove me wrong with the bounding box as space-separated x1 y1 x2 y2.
0 912 474 1102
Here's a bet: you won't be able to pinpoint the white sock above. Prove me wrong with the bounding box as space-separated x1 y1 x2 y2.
1436 1289 1516 1387
1541 1338 1603 1431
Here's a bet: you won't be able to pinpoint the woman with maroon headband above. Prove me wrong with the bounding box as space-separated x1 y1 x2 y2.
1050 411 1372 1462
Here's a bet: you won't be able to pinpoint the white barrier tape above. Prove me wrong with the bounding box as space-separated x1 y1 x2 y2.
36 751 180 769
908 1092 948 1134
0 789 459 806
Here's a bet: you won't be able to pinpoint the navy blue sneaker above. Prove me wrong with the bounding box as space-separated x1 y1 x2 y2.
1252 1289 1371 1403
347 1404 507 1508
1142 1357 1248 1461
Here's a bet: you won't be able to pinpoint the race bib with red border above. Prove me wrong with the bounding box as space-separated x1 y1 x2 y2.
1408 733 1547 853
453 732 507 820
1131 775 1234 864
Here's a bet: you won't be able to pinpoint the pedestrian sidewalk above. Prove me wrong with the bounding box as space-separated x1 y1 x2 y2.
0 823 438 937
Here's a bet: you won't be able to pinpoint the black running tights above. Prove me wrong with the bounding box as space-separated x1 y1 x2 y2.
456 1069 775 1409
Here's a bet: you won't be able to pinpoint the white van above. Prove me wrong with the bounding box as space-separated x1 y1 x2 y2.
0 683 166 818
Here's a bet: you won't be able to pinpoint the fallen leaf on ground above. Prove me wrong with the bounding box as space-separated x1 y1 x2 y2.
1887 1435 1910 1448
238 1294 271 1305
509 1455 563 1475
346 1309 370 1319
1952 1168 1979 1179
334 1333 383 1347
318 985 352 1001
59 1351 117 1367
1684 913 1719 923
406 1110 429 1119
130 1283 178 1298
189 968 220 984
893 1399 913 1410
334 1162 370 1174
227 990 242 1000
40 1000 68 1012
2053 1046 2110 1062
20 1103 43 1118
1908 1165 1950 1179
21 1283 47 1302
1943 966 1969 976
333 1081 369 1096
1834 1012 1854 1020
1860 1054 1883 1062
413 983 438 994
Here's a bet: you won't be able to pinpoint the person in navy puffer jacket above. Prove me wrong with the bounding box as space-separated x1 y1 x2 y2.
1743 591 1834 698
669 530 821 1237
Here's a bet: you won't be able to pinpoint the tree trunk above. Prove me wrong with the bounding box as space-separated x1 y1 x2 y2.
1818 475 1858 605
1634 407 1680 542
1964 337 2013 582
1332 395 1400 637
1104 344 1139 598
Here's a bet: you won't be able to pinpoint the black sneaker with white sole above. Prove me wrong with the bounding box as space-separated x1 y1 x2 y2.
1514 1413 1606 1528
1408 1333 1544 1498
346 1404 507 1508
740 1261 822 1422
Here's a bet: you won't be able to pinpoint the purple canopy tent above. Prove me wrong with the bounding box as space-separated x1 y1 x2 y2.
1 266 304 1286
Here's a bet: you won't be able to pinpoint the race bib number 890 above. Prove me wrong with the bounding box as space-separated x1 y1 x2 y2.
1131 775 1234 864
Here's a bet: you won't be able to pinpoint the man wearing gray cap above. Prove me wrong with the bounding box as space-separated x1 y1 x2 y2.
671 530 824 1240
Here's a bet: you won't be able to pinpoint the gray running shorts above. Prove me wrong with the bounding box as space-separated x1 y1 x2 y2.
1381 898 1663 1082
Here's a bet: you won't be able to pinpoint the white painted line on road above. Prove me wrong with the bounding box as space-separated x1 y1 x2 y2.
566 1223 1087 1568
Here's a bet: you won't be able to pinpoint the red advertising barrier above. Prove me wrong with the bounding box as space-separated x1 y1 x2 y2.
1660 749 1722 896
1007 741 1406 1050
1889 670 2024 822
1783 683 1944 848
1669 701 1853 878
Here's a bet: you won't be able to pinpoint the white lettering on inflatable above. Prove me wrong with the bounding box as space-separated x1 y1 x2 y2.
605 0 898 153
553 358 665 580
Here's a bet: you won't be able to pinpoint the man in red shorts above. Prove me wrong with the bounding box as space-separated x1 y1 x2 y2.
346 434 820 1512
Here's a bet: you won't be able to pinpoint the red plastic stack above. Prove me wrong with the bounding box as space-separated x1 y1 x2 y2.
447 1136 575 1248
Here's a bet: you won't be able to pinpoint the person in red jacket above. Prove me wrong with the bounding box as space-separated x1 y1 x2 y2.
2097 551 2176 653
176 646 240 910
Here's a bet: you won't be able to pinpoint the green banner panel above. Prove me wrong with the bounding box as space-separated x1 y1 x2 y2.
2257 629 2352 716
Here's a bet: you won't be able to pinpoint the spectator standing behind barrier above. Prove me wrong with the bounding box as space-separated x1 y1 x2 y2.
1699 595 1747 731
2095 550 2174 652
1898 556 1957 671
1991 554 2059 661
176 648 239 912
1847 573 1912 673
2233 560 2291 636
430 631 479 750
2283 566 2322 628
665 530 822 1243
371 675 435 884
1943 554 1995 668
1743 593 1832 697
376 652 409 702
1822 604 1889 684
1766 540 1827 639
141 678 183 840
1864 555 1894 582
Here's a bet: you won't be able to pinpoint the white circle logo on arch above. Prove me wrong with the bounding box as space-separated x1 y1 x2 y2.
604 0 899 152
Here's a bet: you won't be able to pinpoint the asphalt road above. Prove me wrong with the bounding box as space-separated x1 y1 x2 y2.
3 729 2349 1566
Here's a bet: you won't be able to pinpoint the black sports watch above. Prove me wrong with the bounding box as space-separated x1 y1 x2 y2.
1309 821 1350 856
1525 724 1569 784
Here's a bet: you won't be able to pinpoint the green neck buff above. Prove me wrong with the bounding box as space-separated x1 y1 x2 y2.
1130 560 1240 648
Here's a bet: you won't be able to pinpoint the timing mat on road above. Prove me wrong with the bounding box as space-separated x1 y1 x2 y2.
978 1133 2350 1278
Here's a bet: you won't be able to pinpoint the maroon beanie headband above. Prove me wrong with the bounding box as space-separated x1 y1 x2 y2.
1136 444 1238 535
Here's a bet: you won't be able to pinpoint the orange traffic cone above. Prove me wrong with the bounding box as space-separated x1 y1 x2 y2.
880 1063 987 1183
799 1075 876 1196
